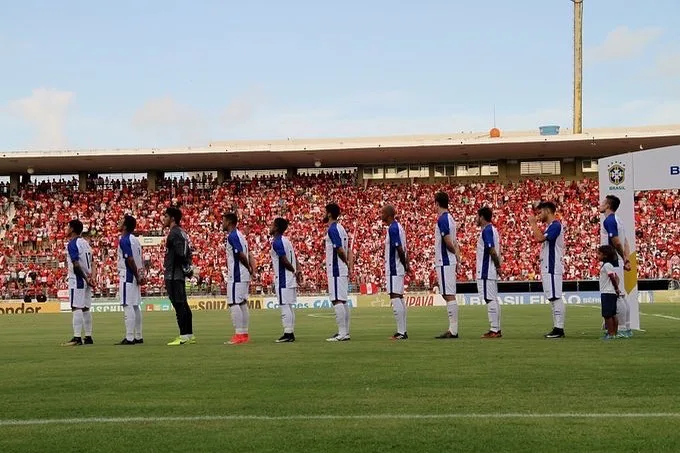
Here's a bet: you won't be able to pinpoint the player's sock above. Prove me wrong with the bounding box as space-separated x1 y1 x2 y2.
616 297 629 331
123 305 135 342
72 309 83 338
487 299 501 332
230 304 244 334
446 300 459 335
239 304 250 334
400 297 408 334
281 304 295 334
133 305 143 340
344 303 351 335
334 303 347 337
392 298 406 334
550 299 565 329
82 310 93 336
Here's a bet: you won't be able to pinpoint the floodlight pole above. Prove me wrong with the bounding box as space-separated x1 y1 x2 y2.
573 0 583 134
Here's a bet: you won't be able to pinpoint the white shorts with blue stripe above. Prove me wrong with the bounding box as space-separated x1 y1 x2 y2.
70 287 93 309
477 279 498 303
119 281 141 306
227 281 250 305
542 273 563 301
276 286 297 305
328 275 349 302
386 275 405 295
436 265 457 296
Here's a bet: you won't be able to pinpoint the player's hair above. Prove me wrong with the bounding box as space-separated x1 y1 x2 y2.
434 192 449 208
325 203 341 220
274 217 289 234
69 219 84 235
223 212 238 225
606 195 621 212
537 201 557 213
598 245 617 265
478 207 493 222
123 215 136 233
165 207 182 225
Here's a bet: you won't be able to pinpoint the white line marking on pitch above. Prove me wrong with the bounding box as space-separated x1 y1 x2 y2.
642 312 680 321
2 413 680 427
307 314 336 319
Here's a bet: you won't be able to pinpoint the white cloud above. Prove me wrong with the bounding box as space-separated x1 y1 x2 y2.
588 26 663 62
131 96 206 145
8 88 74 149
655 52 680 78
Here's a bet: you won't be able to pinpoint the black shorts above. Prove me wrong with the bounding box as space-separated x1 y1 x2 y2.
601 293 618 318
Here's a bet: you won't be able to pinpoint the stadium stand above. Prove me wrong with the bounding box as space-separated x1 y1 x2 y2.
0 173 678 299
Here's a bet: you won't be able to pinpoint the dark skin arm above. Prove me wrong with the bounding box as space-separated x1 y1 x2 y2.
280 255 296 274
396 245 410 273
125 256 145 285
237 252 253 275
608 272 622 296
488 246 502 277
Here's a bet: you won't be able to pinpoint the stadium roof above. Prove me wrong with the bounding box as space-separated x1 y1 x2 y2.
2 124 680 174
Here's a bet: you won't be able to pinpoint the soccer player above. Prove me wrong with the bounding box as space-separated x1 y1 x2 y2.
62 219 95 346
529 201 566 338
598 245 623 340
117 215 145 345
600 195 633 338
476 207 503 338
163 207 196 346
223 213 254 345
324 203 352 342
433 192 462 339
270 217 301 343
381 204 409 340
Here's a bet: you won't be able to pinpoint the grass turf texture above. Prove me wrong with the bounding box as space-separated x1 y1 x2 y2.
1 305 680 452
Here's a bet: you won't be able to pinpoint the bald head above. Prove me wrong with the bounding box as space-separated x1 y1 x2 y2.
381 204 396 225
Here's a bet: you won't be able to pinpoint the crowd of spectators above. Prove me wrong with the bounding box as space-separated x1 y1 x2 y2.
1 173 678 298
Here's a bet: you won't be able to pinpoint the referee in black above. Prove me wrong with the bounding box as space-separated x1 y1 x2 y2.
163 207 195 345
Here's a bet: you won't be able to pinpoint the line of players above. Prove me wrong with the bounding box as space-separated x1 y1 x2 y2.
60 191 633 346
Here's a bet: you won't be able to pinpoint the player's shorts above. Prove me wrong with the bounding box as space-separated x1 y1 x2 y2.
120 281 141 307
386 275 405 295
69 287 93 310
436 265 457 296
601 293 618 318
328 275 349 302
276 287 297 306
227 281 250 305
477 279 498 303
542 273 563 301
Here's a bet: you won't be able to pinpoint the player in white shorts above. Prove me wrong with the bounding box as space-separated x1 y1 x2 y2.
530 201 566 339
62 220 96 346
116 215 145 345
270 217 302 343
381 205 410 340
324 203 353 342
476 207 503 338
433 192 462 339
223 213 254 345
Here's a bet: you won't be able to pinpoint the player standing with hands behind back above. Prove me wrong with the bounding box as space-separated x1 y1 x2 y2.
529 201 566 339
324 203 353 342
476 207 503 338
117 215 145 345
381 205 409 340
223 213 255 345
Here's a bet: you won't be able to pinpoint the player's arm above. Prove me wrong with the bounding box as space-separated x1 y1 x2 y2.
610 236 630 270
171 232 187 259
68 241 91 284
329 229 349 266
389 225 409 272
273 240 296 273
488 247 501 273
280 256 296 274
396 245 410 273
237 252 253 275
125 256 144 285
443 235 461 262
529 216 546 242
607 268 621 296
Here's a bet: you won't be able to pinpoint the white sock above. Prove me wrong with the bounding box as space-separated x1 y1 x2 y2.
239 304 250 334
72 310 83 338
124 305 135 342
617 297 630 330
392 298 407 334
82 310 93 336
133 305 143 339
446 300 459 335
344 303 351 335
551 299 565 329
334 304 347 337
281 304 295 334
230 305 244 334
487 300 501 332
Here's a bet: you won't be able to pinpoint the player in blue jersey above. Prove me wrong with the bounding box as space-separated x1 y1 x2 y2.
223 213 254 345
476 207 503 338
529 201 566 338
116 215 145 345
599 195 632 338
381 205 410 340
62 220 96 346
433 192 462 339
324 203 353 342
270 217 302 343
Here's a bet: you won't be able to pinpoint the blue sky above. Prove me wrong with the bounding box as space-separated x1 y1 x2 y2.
0 0 678 150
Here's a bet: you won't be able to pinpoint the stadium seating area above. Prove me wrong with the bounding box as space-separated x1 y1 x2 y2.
0 173 678 298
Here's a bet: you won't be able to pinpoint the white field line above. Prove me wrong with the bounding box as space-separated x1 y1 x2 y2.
2 413 680 427
572 305 680 322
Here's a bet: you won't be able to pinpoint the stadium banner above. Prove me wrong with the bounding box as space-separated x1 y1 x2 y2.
57 297 264 312
357 291 654 307
0 302 61 314
138 236 164 247
187 296 264 311
599 153 638 329
263 295 358 310
651 290 680 304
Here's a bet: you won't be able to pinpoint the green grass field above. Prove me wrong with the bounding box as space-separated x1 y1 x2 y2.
1 304 680 452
